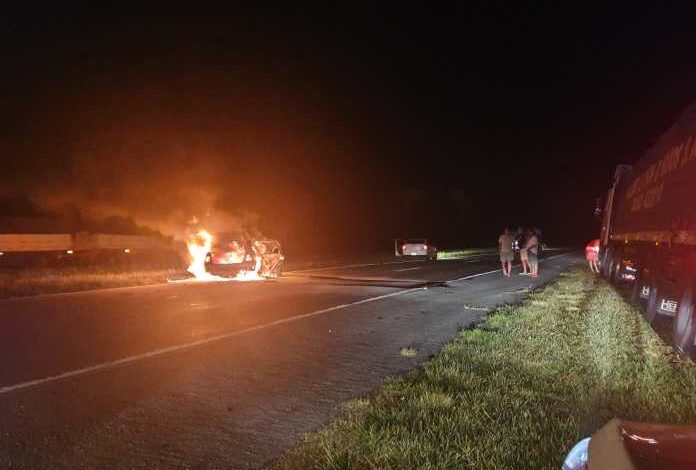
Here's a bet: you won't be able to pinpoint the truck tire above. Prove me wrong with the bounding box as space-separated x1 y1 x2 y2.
610 251 622 282
674 286 696 355
645 280 659 324
631 269 646 305
601 247 613 279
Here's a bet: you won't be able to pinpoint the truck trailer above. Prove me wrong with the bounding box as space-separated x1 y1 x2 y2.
600 103 696 354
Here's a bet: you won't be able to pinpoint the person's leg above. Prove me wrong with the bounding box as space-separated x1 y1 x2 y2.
520 251 528 274
506 259 512 276
530 253 538 276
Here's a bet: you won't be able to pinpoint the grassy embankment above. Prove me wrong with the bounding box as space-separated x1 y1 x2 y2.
435 248 497 260
276 267 696 470
0 267 179 299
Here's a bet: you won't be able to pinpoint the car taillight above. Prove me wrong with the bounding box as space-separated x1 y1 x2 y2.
402 244 407 251
423 245 427 250
244 253 253 262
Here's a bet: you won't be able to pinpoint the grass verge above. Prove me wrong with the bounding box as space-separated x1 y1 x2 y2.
436 248 496 260
275 267 696 469
0 267 179 298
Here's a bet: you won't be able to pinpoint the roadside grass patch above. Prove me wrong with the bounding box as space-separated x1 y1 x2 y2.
276 267 696 470
436 248 496 260
0 267 179 298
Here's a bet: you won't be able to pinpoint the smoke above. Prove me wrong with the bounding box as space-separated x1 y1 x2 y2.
24 117 263 239
1 62 367 252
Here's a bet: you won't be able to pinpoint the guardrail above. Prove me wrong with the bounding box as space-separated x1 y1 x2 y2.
0 233 172 253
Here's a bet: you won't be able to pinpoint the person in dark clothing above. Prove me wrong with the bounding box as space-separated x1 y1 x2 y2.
524 228 540 277
515 227 529 275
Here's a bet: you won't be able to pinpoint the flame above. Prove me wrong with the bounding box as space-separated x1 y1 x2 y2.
186 229 223 281
234 256 264 281
183 228 264 282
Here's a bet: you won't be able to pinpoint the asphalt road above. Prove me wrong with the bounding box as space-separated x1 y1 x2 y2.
0 250 580 469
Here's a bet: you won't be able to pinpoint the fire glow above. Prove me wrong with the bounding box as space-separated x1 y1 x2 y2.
183 229 264 282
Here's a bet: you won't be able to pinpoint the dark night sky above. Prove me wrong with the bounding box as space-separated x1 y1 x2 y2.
2 3 696 255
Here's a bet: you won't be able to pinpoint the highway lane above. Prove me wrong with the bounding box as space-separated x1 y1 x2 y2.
0 251 579 468
0 253 502 389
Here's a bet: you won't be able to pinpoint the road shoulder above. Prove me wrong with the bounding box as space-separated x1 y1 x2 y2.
275 266 696 469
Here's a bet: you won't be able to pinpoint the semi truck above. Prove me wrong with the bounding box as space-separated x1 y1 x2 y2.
599 103 696 354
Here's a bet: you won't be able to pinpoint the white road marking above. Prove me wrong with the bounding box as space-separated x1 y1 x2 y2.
0 288 424 395
0 251 574 395
449 252 572 282
393 266 423 272
287 252 498 274
287 260 423 273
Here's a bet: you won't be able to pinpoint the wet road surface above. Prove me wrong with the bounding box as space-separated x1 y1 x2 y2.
0 251 580 468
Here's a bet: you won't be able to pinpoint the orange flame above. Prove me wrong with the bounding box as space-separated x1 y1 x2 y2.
186 229 220 280
184 228 263 282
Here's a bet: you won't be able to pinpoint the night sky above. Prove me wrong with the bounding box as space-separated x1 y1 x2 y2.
3 3 696 255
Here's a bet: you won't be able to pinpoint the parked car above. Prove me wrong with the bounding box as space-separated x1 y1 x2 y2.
562 418 696 469
205 232 284 278
395 238 437 260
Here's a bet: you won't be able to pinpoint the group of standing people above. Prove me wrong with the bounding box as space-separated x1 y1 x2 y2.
498 227 541 278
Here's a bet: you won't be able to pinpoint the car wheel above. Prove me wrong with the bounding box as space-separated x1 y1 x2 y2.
674 286 696 355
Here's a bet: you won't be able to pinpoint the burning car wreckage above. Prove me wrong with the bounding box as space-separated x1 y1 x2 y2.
182 229 284 282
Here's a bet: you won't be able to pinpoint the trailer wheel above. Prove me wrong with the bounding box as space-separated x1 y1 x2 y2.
674 286 696 355
645 281 659 324
631 269 646 306
610 251 623 282
601 247 613 278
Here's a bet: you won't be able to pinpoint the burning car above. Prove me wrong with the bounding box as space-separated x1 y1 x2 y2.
395 238 437 260
252 238 284 278
204 232 283 278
